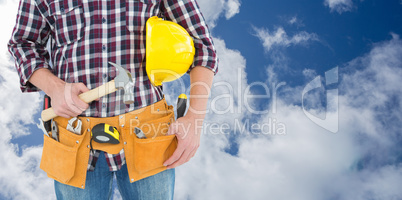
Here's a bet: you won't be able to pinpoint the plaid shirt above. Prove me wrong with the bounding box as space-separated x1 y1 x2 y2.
8 0 218 171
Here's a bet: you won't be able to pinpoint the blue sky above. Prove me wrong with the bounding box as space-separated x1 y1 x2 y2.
1 0 402 199
214 0 402 83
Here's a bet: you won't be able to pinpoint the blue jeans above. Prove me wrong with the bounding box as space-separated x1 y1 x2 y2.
54 152 175 200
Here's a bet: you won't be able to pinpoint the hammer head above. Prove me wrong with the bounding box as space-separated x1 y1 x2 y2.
109 62 134 104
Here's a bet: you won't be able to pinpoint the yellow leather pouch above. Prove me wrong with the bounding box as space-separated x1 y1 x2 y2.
124 104 178 182
133 134 177 175
40 124 87 185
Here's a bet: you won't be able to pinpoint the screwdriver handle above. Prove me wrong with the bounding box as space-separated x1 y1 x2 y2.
176 94 187 119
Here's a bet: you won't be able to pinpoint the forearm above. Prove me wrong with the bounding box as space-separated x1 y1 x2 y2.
29 68 65 97
186 66 214 120
164 66 214 168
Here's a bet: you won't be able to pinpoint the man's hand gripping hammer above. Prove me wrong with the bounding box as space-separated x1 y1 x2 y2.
41 62 134 121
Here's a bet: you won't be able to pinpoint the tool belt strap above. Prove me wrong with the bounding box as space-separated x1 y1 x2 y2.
53 98 171 154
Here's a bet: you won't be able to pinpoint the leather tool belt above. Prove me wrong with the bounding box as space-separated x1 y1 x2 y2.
40 98 177 189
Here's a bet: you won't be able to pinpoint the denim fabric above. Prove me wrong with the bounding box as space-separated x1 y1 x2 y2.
54 152 175 200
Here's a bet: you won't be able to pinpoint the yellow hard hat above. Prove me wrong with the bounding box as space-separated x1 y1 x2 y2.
146 16 195 86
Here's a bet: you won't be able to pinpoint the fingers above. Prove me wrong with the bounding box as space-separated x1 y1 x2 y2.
63 83 89 115
50 82 90 118
166 143 198 169
182 142 199 164
163 118 201 168
188 148 197 160
166 148 192 169
53 105 79 118
76 82 90 93
72 83 89 110
167 122 177 136
63 83 83 115
163 141 185 167
163 137 200 169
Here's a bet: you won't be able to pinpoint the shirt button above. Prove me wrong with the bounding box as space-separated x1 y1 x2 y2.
102 45 106 51
102 18 106 23
102 103 106 108
103 73 107 79
60 7 65 13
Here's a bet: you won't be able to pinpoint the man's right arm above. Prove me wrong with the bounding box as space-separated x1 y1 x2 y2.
29 69 89 118
8 0 88 118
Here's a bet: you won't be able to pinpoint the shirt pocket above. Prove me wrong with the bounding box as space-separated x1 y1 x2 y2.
125 0 160 33
48 0 85 47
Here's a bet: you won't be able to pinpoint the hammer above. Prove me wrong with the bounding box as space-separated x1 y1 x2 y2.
41 62 134 122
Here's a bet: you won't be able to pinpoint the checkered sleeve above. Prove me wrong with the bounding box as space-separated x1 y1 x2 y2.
161 0 218 75
7 0 52 92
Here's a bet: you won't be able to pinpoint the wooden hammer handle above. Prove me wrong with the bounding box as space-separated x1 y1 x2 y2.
41 80 117 122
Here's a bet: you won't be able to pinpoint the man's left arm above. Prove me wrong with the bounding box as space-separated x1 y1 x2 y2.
161 0 218 168
164 66 214 169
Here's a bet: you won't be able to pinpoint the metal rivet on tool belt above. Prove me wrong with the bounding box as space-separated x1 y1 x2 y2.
120 116 123 119
124 142 127 145
168 122 170 125
157 109 160 112
81 185 84 188
135 116 138 119
87 118 90 122
131 179 134 182
76 141 79 144
87 128 90 132
121 124 125 127
87 145 90 148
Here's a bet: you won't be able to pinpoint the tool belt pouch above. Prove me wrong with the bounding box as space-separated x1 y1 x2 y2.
127 105 178 181
39 99 177 186
40 125 86 184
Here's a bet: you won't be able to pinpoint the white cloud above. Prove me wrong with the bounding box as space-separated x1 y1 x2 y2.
112 185 123 200
173 35 402 199
324 0 354 14
224 0 241 19
0 38 51 200
289 16 298 25
0 1 65 199
196 0 241 28
286 16 305 28
0 23 48 199
302 68 318 80
253 26 319 52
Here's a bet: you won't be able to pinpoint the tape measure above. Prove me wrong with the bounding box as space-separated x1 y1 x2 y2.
90 123 120 154
91 123 120 144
